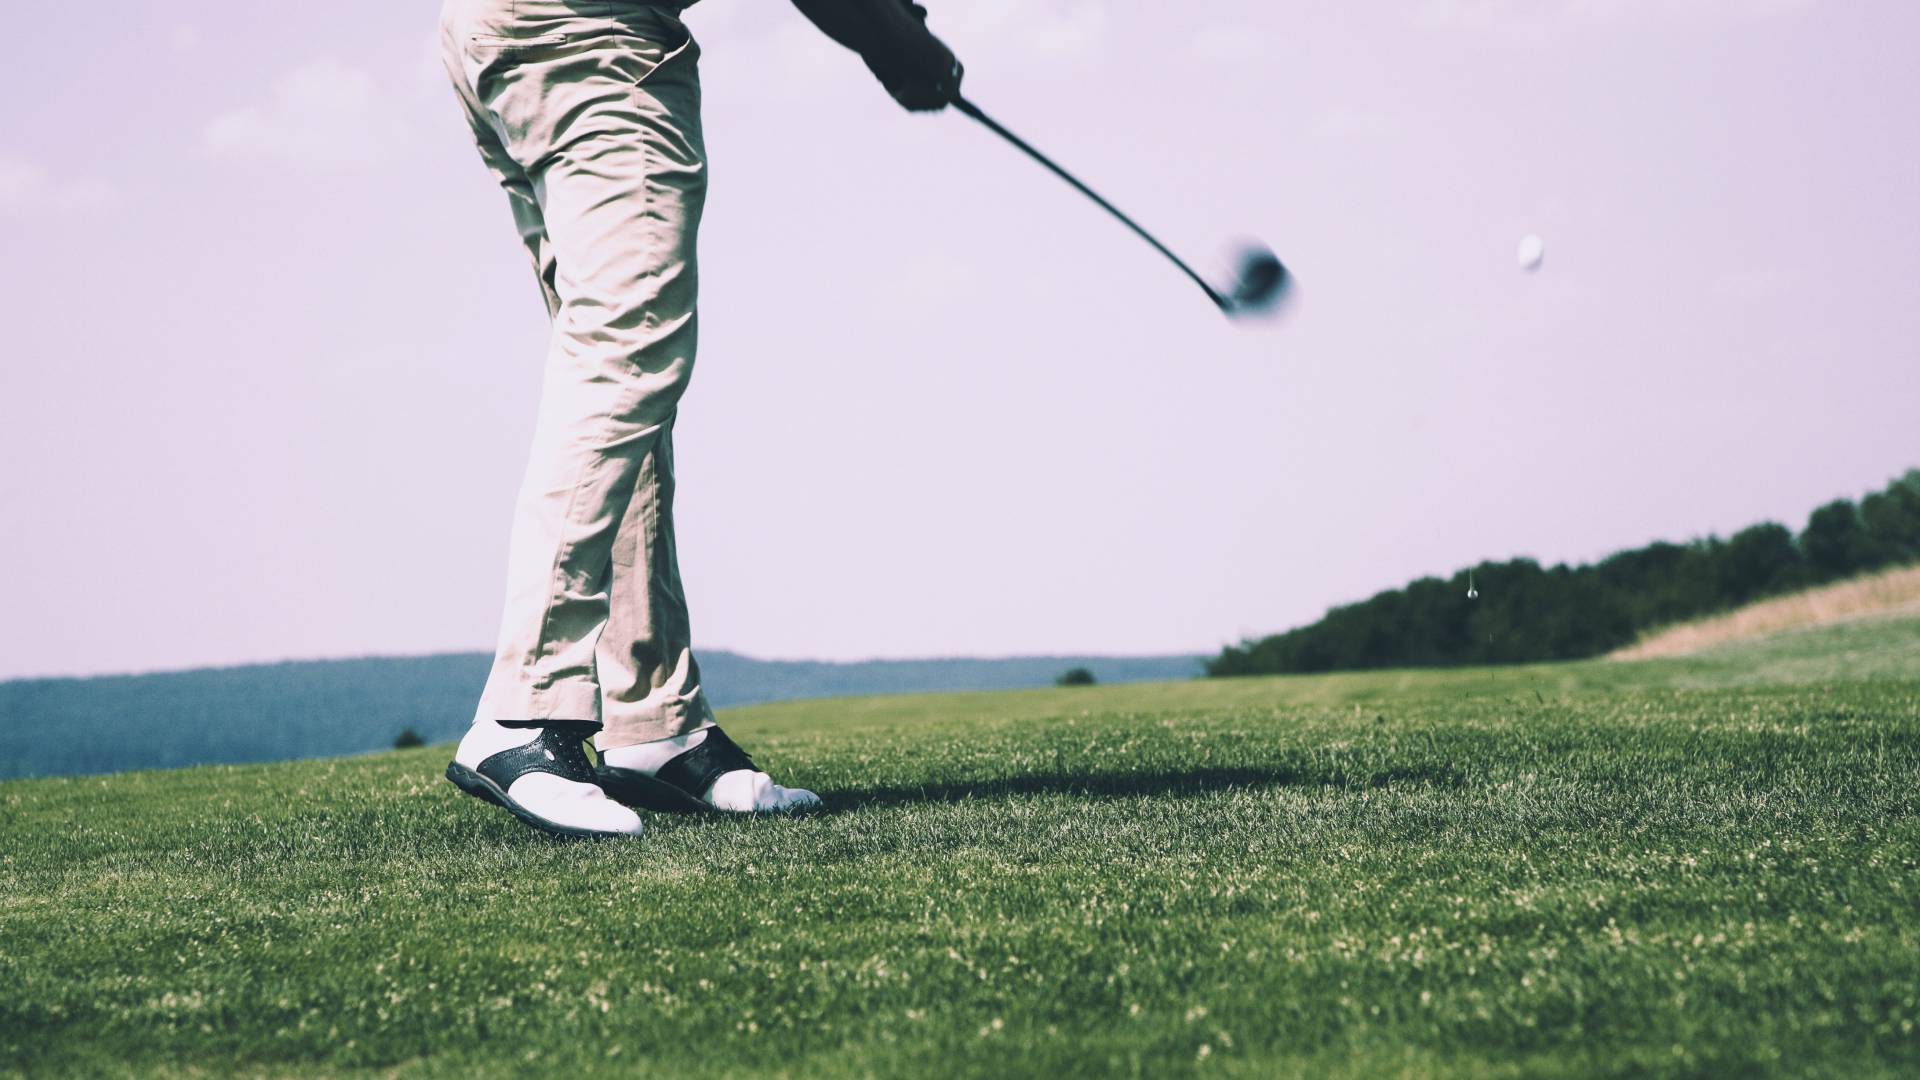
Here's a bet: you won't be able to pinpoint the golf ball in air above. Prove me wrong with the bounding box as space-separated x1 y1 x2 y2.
1518 234 1546 272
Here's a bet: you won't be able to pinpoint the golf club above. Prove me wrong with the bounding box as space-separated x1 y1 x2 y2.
953 96 1290 318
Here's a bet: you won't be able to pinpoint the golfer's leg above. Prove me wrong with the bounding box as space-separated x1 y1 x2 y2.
444 43 600 727
468 4 710 726
452 3 811 813
597 415 715 744
589 384 819 813
457 153 587 733
478 150 560 323
594 425 818 812
438 0 640 836
439 15 560 322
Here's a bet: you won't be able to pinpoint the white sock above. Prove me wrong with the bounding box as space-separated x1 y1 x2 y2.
456 719 642 836
598 728 821 813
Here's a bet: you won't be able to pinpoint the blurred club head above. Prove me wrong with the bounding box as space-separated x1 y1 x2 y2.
1222 245 1292 317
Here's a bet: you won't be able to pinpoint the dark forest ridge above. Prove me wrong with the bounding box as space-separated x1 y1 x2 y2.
1212 469 1920 677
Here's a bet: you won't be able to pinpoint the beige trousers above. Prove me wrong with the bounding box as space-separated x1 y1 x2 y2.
440 0 713 747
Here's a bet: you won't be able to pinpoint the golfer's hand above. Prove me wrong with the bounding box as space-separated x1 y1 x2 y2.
862 2 963 112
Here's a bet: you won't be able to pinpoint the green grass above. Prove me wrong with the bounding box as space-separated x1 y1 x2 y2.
4 620 1918 1078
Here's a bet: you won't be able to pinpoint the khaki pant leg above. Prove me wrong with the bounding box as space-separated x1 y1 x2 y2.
438 13 560 320
441 0 714 741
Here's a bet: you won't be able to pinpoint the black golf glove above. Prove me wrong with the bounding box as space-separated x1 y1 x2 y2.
862 2 963 112
790 0 964 112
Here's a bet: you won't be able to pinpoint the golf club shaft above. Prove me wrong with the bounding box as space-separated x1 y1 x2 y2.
953 96 1227 309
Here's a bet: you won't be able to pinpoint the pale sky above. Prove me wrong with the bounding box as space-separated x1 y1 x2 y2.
2 1 1917 680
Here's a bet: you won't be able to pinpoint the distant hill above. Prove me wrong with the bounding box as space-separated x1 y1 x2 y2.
0 650 1201 780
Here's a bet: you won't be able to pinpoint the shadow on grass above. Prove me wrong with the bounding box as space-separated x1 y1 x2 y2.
436 762 1467 839
819 762 1465 812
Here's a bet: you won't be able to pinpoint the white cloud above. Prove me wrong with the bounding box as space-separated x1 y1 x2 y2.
0 158 120 214
417 26 451 91
50 178 119 211
203 58 405 172
690 0 1108 58
692 0 1110 109
0 159 40 204
1314 107 1403 141
933 0 1109 63
1717 266 1803 303
1188 23 1273 62
1412 0 1817 33
1411 0 1523 32
1024 4 1108 60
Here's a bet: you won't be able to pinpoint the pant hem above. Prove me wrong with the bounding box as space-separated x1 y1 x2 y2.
478 679 604 727
597 693 716 749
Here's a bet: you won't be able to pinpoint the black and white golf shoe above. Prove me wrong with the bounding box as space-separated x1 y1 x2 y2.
595 727 820 814
446 720 643 838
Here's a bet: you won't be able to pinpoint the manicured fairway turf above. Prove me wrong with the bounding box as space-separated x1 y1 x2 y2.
4 621 1918 1077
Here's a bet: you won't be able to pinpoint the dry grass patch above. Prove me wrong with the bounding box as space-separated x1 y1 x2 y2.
1612 561 1920 660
